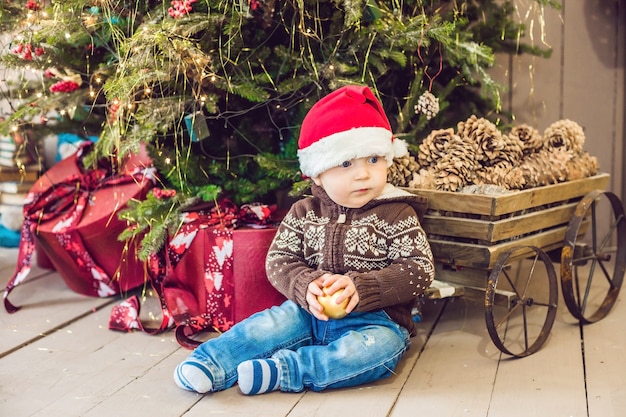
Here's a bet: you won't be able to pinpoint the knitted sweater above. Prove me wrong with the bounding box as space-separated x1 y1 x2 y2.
265 183 435 335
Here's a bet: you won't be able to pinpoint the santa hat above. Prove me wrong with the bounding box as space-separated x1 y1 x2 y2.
297 85 408 178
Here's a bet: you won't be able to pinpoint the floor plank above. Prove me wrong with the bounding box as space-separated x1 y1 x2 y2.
0 254 118 356
583 290 626 417
486 309 588 416
1 306 181 417
390 297 502 417
485 260 589 416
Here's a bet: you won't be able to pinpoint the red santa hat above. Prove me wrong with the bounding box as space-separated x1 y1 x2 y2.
297 85 408 178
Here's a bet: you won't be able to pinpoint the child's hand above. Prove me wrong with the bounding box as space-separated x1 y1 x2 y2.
306 276 328 320
306 274 359 321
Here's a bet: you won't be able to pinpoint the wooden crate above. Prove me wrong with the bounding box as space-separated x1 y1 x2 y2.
406 173 610 270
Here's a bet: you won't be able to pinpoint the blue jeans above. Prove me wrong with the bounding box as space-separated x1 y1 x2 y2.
183 300 411 392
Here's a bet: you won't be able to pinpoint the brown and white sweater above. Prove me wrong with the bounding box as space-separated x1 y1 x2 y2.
265 183 435 335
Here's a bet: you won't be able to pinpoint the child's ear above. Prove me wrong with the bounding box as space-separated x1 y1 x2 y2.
312 177 322 186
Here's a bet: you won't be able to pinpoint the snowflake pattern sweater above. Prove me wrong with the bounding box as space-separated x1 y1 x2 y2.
266 183 435 335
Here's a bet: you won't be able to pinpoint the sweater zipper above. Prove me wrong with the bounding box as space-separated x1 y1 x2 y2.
337 206 346 224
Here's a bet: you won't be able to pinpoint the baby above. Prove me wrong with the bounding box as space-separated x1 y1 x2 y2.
174 85 435 395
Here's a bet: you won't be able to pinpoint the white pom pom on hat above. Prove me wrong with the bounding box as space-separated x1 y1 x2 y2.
297 85 408 178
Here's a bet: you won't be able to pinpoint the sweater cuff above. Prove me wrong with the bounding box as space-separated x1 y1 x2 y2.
350 272 381 312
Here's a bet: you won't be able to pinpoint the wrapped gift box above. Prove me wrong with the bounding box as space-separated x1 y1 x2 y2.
231 227 286 322
29 146 153 297
164 225 286 333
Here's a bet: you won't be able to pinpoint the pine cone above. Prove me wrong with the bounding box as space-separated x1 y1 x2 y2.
433 150 478 192
408 168 437 190
474 164 525 189
482 133 524 170
514 147 572 188
509 124 544 155
415 91 440 120
457 115 505 166
417 128 459 169
388 153 421 187
565 151 599 181
543 119 585 155
504 166 527 189
434 168 467 192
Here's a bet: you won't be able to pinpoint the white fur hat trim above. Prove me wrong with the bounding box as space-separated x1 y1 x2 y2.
297 127 407 178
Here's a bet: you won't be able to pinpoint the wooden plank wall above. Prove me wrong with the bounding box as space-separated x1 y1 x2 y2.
497 0 625 202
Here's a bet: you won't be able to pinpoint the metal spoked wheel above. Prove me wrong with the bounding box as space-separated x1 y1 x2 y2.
485 246 559 358
561 190 626 324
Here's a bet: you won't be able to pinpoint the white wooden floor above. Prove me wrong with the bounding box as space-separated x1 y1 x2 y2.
1 247 624 417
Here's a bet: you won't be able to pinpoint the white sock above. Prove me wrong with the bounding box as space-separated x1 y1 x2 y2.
237 359 281 395
173 360 214 394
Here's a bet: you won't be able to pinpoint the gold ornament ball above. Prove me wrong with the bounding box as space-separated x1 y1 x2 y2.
317 288 349 319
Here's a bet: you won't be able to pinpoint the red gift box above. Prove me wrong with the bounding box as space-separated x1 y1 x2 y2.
231 227 287 322
4 144 154 312
107 202 287 348
164 225 286 334
34 147 152 296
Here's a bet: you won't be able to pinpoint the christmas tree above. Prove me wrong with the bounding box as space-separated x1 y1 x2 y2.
0 0 557 258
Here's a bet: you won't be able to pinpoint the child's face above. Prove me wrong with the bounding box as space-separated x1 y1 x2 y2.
312 156 388 208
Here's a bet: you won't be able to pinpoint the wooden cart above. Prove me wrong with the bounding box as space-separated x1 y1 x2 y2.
406 173 626 357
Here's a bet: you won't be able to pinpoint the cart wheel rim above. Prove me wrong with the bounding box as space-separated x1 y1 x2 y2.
561 190 626 324
485 245 558 358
